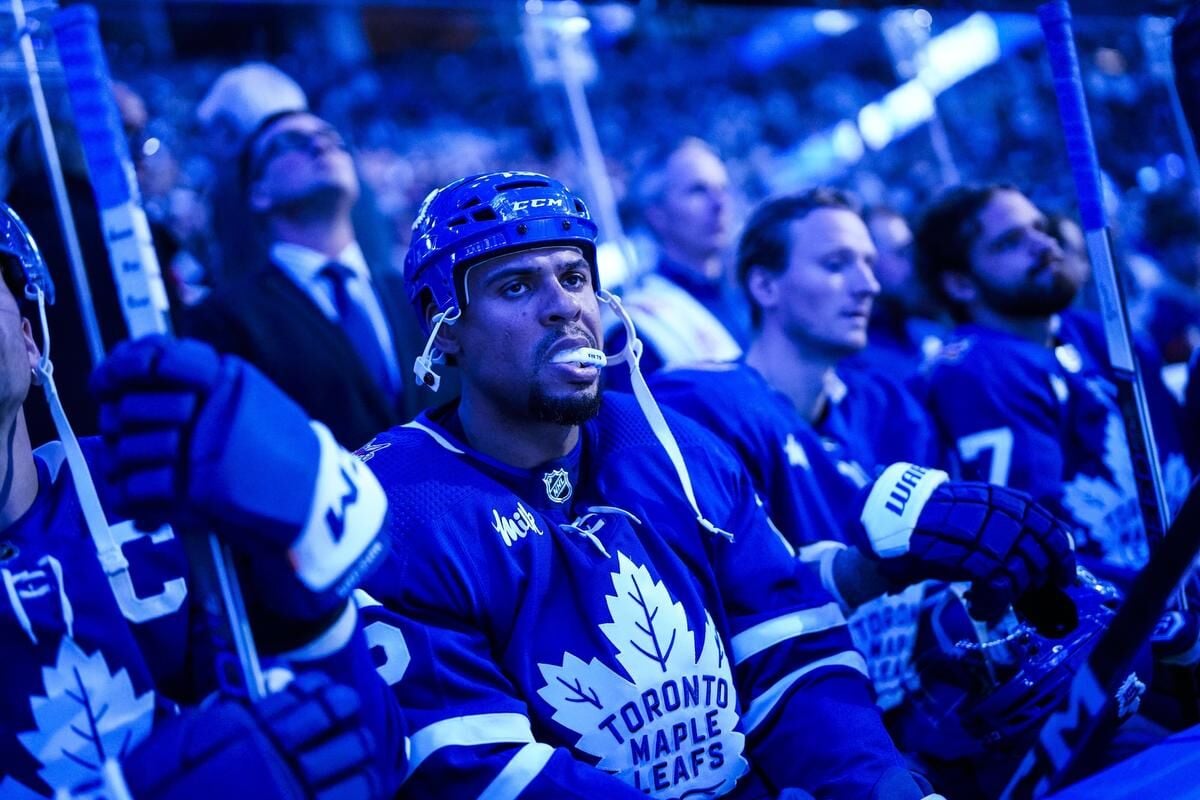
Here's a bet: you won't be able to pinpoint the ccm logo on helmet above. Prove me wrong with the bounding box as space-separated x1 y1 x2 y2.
512 198 565 211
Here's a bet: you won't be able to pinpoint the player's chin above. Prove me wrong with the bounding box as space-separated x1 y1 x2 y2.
530 382 602 425
834 327 869 352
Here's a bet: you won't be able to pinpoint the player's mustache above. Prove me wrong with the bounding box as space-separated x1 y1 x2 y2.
1030 249 1064 274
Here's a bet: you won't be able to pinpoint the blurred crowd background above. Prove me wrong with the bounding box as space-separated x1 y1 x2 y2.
3 0 1200 377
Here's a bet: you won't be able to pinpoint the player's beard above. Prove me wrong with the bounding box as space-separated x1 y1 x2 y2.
530 382 602 425
973 262 1078 319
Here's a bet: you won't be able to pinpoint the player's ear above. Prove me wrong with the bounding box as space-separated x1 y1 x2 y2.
941 270 976 305
427 300 461 356
745 265 780 316
21 317 39 371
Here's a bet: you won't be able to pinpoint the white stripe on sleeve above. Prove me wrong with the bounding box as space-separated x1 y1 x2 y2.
741 650 869 734
729 602 847 664
409 713 535 776
478 742 556 800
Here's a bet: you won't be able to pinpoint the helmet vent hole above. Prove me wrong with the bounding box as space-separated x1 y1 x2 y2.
446 215 468 228
460 196 482 208
516 223 528 234
471 207 498 222
495 179 549 192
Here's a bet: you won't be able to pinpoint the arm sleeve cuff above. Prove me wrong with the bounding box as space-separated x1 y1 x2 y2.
860 463 948 558
289 422 388 593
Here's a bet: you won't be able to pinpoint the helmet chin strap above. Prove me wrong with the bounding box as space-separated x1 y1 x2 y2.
28 286 142 616
598 289 732 542
413 307 461 392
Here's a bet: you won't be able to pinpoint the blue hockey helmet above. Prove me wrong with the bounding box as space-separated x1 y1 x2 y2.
0 202 53 306
901 570 1133 763
404 171 598 334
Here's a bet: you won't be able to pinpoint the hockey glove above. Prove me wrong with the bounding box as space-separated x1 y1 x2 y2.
119 672 387 800
855 463 1077 623
91 336 388 617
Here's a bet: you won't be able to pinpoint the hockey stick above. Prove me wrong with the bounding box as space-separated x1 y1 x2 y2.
1038 0 1185 609
10 0 104 367
50 4 267 700
999 473 1200 798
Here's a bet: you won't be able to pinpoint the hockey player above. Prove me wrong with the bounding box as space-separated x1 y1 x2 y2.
915 184 1190 585
649 188 1077 712
353 171 1076 799
0 202 402 798
847 205 947 381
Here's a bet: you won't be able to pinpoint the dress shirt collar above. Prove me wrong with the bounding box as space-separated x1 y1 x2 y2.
271 240 371 286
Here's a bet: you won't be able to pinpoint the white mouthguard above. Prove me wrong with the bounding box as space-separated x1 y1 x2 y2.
550 346 607 368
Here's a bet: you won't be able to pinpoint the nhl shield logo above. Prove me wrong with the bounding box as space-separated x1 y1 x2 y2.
543 468 573 504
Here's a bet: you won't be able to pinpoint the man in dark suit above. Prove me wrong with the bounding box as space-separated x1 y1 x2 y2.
184 110 444 448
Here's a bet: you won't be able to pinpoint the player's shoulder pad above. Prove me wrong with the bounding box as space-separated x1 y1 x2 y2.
594 393 747 485
650 361 763 409
353 421 522 546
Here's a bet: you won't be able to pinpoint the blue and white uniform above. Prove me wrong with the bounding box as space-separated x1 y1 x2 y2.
0 440 193 799
650 363 925 712
818 367 944 480
922 314 1191 583
0 439 402 798
357 393 913 799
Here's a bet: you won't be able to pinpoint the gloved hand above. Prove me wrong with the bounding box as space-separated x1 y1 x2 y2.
91 336 388 619
855 463 1077 623
119 672 387 800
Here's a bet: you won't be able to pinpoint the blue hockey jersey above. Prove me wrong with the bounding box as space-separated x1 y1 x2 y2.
0 439 405 798
0 440 193 799
818 367 944 477
357 393 915 799
650 363 925 712
923 315 1191 581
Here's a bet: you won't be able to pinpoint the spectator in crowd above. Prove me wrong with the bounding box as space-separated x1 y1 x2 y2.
183 110 443 449
605 138 748 387
196 61 310 286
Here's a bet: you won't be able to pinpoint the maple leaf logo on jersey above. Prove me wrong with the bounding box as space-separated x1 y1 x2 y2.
537 553 747 798
1062 383 1192 569
13 638 155 796
354 439 391 463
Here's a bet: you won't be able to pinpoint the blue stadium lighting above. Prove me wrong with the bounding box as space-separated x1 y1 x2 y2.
812 10 860 37
830 119 865 163
920 12 1001 94
857 102 893 151
778 12 1007 185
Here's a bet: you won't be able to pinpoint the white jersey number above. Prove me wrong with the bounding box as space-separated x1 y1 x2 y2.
956 427 1014 486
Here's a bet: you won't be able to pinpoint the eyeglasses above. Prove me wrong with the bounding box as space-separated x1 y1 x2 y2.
250 126 348 177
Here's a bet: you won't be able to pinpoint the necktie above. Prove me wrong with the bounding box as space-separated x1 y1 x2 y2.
321 263 394 397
